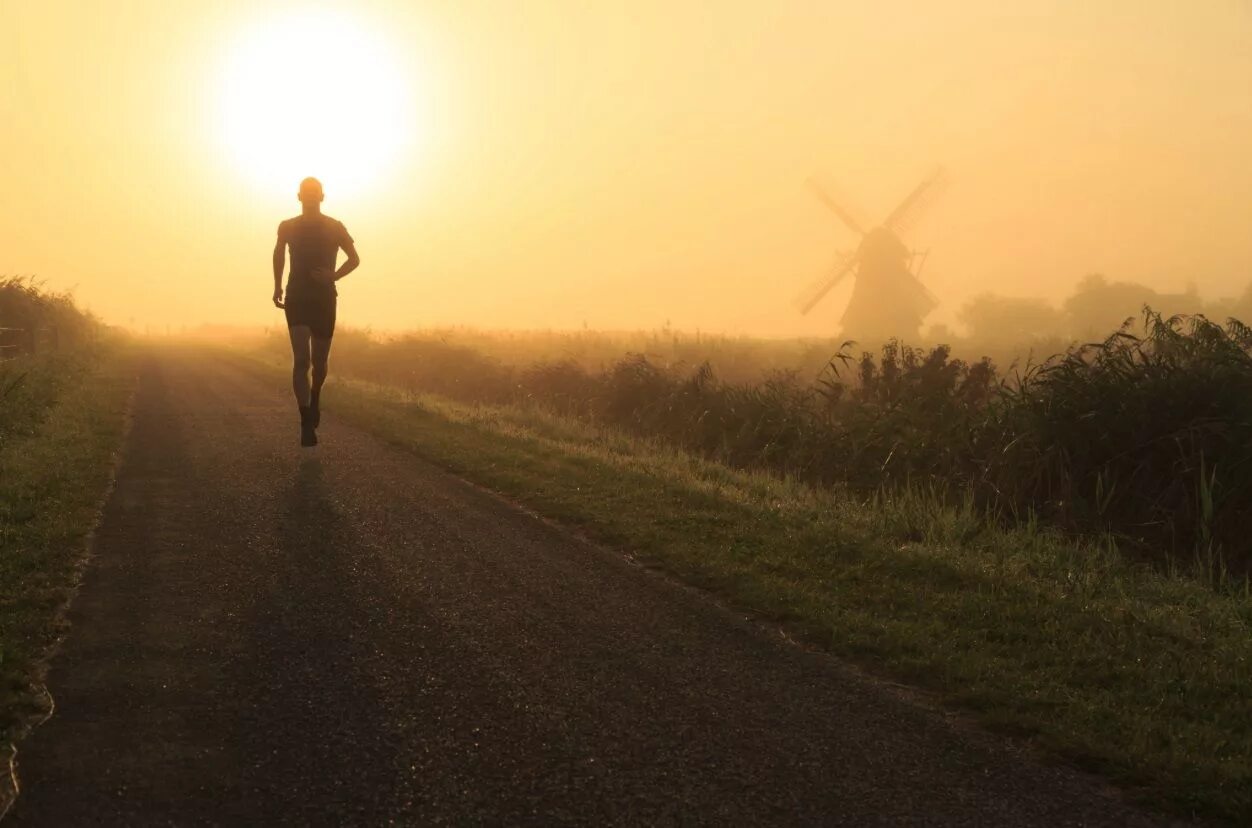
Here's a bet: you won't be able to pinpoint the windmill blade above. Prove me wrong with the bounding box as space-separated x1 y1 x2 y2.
882 166 947 234
794 252 859 315
806 177 866 236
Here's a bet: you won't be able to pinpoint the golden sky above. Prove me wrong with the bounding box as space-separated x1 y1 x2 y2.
3 0 1250 335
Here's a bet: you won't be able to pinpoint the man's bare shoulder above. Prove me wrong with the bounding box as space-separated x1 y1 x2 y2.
324 215 353 244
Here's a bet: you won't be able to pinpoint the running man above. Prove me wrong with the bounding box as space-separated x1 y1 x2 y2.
272 177 360 446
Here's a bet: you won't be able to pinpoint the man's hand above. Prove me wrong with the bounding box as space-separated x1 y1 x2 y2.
272 287 285 309
311 267 336 286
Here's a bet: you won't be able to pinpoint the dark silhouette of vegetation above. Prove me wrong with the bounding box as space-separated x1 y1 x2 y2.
983 312 1252 576
0 276 97 354
0 276 107 452
0 278 101 449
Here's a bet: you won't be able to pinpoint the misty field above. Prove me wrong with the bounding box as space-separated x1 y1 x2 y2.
262 308 1252 580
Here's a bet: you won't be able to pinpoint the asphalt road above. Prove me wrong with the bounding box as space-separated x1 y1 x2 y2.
9 349 1170 826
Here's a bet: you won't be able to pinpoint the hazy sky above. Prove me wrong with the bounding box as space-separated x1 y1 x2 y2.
3 0 1250 335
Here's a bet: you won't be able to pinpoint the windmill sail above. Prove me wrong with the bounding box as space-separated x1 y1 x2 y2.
794 251 858 315
806 178 866 236
882 167 946 234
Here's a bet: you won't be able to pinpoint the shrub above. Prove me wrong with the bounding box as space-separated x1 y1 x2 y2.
0 278 101 449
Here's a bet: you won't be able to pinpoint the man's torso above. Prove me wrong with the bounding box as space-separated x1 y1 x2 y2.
280 213 351 303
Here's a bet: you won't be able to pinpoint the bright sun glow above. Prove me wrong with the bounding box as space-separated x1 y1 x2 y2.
217 10 418 199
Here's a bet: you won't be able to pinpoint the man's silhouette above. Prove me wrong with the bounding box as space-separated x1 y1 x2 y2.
273 177 360 446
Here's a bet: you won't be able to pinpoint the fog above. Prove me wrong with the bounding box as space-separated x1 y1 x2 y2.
3 0 1250 337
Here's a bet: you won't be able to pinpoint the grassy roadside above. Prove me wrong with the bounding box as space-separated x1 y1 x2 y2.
237 347 1249 823
0 346 135 756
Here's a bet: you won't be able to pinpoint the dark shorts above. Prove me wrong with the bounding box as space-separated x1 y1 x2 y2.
284 297 337 339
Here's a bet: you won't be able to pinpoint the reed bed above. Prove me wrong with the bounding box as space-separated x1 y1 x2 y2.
267 310 1252 578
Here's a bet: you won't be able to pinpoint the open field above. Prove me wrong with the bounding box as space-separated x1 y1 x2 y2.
255 309 1252 578
235 346 1251 822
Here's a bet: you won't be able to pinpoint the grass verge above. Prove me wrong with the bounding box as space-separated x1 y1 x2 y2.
0 346 135 778
235 350 1249 823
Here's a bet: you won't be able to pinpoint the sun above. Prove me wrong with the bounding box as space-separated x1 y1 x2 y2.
217 10 418 199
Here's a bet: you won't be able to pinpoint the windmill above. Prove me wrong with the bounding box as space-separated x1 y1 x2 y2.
796 168 945 343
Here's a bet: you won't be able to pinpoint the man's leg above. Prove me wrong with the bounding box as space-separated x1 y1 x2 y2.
289 325 317 446
288 325 313 407
309 336 332 427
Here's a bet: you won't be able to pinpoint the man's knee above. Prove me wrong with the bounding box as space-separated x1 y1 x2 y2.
311 340 331 374
293 353 311 373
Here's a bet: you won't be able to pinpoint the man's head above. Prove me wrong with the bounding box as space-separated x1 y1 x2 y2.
298 177 324 206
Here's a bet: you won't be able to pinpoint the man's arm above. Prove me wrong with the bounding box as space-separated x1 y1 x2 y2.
272 226 286 308
312 223 360 286
333 240 360 282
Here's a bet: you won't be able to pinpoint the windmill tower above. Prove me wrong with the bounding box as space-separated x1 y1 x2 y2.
796 168 945 343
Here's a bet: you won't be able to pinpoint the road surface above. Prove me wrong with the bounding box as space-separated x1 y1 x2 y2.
10 349 1168 825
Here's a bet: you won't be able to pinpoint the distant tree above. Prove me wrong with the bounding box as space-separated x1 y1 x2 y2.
1209 281 1252 325
1063 274 1214 338
1061 274 1168 338
957 292 1062 344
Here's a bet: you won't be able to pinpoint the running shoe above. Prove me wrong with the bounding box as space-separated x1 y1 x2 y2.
299 406 318 447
